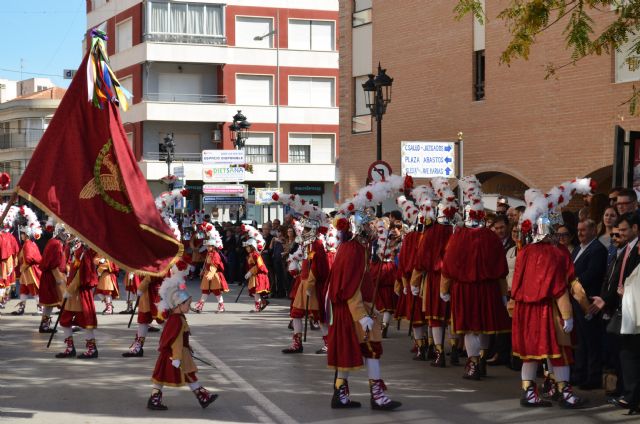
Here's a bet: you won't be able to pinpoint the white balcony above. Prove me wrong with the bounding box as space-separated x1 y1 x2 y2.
109 42 338 71
123 101 338 125
139 160 336 183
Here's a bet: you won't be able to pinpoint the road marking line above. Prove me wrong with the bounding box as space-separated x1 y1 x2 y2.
243 405 276 424
190 339 297 424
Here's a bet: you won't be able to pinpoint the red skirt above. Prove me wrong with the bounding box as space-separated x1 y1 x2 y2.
19 283 38 296
328 303 364 370
60 289 97 329
38 272 61 307
450 280 510 334
152 351 198 387
424 271 447 322
371 262 396 313
405 291 425 327
512 300 571 362
249 273 270 295
394 288 407 320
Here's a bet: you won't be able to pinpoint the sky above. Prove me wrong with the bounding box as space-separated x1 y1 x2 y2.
0 1 87 88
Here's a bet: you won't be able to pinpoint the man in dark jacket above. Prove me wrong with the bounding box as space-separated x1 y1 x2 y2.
571 219 608 389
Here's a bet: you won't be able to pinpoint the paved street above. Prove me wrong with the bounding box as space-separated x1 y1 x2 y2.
0 279 635 424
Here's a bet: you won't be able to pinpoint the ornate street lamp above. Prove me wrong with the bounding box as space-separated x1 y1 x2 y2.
363 63 393 162
163 132 175 189
230 110 251 149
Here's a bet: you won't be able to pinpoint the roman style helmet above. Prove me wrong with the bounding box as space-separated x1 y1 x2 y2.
459 175 486 228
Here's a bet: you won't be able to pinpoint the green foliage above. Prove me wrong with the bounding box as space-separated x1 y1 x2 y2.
455 0 640 112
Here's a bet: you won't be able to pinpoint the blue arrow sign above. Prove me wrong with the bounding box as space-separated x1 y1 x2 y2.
444 145 452 152
445 167 452 175
445 157 453 164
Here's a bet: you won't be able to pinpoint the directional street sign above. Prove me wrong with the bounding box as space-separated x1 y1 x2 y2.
202 196 246 205
400 141 456 178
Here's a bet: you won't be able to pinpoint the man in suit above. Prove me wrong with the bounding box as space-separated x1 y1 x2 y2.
592 213 640 410
571 219 608 389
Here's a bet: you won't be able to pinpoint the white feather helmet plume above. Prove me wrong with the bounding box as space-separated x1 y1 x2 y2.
154 189 186 241
325 224 339 252
431 177 459 225
241 224 265 252
201 222 223 249
0 203 19 231
459 175 485 228
412 184 437 223
287 244 305 274
396 195 419 226
17 205 42 239
272 192 330 231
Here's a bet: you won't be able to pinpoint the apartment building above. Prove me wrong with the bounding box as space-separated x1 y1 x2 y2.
0 84 65 194
86 0 339 222
339 1 640 202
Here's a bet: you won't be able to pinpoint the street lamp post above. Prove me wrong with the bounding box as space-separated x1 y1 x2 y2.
163 132 175 190
230 110 251 149
362 63 393 215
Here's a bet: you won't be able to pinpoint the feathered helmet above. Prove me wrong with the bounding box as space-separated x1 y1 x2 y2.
157 259 192 310
431 177 459 225
519 178 596 243
396 194 419 229
201 222 223 249
459 175 485 228
155 189 186 241
412 184 438 225
0 203 19 232
17 206 42 239
335 174 409 239
241 224 265 252
325 224 339 252
45 216 70 241
272 192 329 246
375 218 396 260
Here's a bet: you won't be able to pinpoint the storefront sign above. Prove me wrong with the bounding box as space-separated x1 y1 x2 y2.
255 188 283 205
202 165 245 183
202 196 246 205
202 150 245 165
290 182 324 195
202 184 247 196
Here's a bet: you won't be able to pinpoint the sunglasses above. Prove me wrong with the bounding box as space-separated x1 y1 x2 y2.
611 233 620 238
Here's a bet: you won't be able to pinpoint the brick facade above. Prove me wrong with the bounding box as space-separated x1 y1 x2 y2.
339 0 640 201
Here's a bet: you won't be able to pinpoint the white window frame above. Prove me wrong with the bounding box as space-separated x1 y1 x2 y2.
287 18 336 51
615 38 640 83
116 18 133 53
235 73 274 105
235 15 274 48
287 75 336 108
244 132 275 164
288 132 336 164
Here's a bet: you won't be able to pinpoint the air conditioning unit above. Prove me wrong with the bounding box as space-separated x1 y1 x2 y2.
211 129 221 144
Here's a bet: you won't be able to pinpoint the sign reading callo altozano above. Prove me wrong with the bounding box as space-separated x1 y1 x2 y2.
202 150 246 183
401 141 456 178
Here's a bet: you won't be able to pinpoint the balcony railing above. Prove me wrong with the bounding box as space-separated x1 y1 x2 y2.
0 131 44 149
143 93 227 104
144 33 226 45
144 152 203 162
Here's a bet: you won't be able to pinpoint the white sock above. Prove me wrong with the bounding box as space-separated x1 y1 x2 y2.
200 294 209 302
188 382 202 391
43 306 53 316
383 312 392 325
432 326 444 345
35 295 39 305
427 326 433 338
293 317 303 333
479 334 490 350
0 288 5 298
413 325 425 340
216 295 223 304
366 358 381 380
84 329 95 340
96 293 104 301
553 365 570 383
254 294 261 303
105 295 112 304
521 361 538 381
464 333 481 357
20 294 28 301
320 322 328 336
152 383 163 391
137 323 149 338
337 370 349 380
61 326 73 338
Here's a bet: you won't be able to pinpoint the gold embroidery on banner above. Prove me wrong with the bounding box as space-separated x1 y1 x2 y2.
80 138 132 213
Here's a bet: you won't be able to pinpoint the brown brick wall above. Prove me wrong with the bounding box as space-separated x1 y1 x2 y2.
339 0 640 201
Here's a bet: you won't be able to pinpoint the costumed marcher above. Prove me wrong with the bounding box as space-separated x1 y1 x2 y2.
189 210 206 278
241 225 270 312
119 271 141 314
274 193 331 354
440 175 511 380
0 204 20 309
94 255 120 315
148 263 218 410
325 225 339 270
327 175 406 411
13 207 43 316
37 219 69 333
511 179 593 408
194 222 229 313
370 217 402 339
123 188 186 357
55 242 99 359
411 179 458 366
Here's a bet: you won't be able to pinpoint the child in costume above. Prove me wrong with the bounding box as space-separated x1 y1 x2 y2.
148 268 218 410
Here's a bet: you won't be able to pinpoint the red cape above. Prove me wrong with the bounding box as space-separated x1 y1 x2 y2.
511 242 571 302
442 226 508 282
416 223 452 272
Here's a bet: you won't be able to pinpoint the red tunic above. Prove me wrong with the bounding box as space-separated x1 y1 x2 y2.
511 242 572 360
60 248 98 329
247 251 269 295
442 226 510 334
201 250 229 294
138 276 164 324
152 313 198 386
370 261 397 312
394 231 420 320
125 273 141 293
19 239 42 285
290 240 330 321
421 224 452 324
327 239 369 370
38 239 66 307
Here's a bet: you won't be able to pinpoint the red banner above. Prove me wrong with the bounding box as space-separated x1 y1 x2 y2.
16 53 182 276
